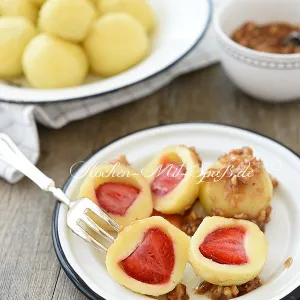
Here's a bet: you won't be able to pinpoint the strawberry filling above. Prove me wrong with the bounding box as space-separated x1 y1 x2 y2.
95 182 140 216
199 227 248 265
121 228 175 284
151 162 185 197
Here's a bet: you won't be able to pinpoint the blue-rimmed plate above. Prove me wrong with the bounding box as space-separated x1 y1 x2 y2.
0 0 212 104
52 123 300 300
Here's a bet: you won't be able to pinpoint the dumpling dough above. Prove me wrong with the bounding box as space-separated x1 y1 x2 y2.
0 0 39 23
106 216 190 296
0 17 36 78
189 216 268 286
97 0 155 33
29 0 45 6
39 0 97 42
87 0 97 7
22 34 88 89
84 13 149 77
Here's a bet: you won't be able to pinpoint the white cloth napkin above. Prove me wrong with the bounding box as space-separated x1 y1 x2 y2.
0 4 220 184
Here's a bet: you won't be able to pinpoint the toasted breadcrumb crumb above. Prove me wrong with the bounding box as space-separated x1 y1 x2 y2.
181 211 204 236
195 277 262 299
167 284 190 300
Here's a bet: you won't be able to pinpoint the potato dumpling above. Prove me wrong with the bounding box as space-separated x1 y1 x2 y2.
87 0 97 7
0 17 36 78
84 13 149 77
0 0 39 23
97 0 155 33
29 0 45 6
199 147 273 221
39 0 96 42
22 34 88 89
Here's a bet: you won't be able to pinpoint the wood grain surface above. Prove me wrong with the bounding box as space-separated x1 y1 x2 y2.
1 65 300 300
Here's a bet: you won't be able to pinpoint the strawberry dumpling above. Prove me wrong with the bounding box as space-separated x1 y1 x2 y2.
189 216 268 286
106 216 190 296
143 145 201 214
78 160 152 230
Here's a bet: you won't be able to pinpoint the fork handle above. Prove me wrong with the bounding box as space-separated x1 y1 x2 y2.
0 133 54 190
0 133 70 206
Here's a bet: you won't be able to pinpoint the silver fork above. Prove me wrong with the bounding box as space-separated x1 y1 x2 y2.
0 133 120 253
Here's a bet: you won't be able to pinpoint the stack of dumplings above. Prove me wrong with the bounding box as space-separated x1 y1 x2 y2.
0 0 155 89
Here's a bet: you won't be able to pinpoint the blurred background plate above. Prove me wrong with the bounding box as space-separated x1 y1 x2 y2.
0 0 212 104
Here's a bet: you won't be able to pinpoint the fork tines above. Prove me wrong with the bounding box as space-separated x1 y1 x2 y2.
74 203 120 253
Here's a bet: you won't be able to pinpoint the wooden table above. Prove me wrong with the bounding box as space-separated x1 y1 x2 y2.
1 64 300 300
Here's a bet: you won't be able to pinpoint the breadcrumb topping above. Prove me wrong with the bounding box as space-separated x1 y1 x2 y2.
167 284 190 300
195 277 262 300
181 211 204 236
284 257 293 269
270 175 279 188
203 147 263 193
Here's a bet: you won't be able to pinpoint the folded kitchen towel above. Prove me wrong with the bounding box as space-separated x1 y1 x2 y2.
0 0 220 184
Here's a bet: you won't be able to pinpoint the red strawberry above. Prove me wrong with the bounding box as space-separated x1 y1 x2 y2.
95 182 140 216
199 227 248 265
121 228 175 284
151 163 185 197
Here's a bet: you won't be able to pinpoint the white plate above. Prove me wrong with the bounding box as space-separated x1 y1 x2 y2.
0 0 212 104
52 123 300 300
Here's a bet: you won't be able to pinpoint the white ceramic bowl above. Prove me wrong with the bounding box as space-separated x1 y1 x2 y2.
52 123 300 300
0 0 211 104
214 0 300 103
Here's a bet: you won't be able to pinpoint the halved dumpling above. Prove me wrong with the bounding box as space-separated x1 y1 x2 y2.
78 160 152 230
199 147 273 224
106 216 190 296
189 216 268 286
143 145 201 214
